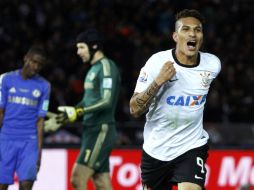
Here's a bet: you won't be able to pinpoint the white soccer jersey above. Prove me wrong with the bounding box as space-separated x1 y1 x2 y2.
134 49 221 161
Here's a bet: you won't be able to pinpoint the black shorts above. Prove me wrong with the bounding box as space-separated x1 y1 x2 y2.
141 144 209 190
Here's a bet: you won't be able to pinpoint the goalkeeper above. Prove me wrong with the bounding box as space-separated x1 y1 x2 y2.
58 28 120 190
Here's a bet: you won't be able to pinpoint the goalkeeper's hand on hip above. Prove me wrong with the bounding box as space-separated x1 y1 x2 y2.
57 106 84 123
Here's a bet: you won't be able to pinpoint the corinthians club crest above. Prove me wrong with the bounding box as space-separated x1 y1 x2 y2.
200 71 212 87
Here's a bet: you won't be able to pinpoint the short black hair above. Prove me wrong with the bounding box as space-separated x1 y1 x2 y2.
26 46 47 63
175 9 205 25
27 46 47 58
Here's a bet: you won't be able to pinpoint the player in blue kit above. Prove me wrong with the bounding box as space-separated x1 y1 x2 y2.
0 47 50 190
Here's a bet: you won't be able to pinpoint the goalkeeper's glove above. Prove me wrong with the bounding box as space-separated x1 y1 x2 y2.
57 106 84 123
44 112 62 132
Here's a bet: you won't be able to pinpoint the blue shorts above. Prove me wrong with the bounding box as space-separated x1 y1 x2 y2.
0 139 38 184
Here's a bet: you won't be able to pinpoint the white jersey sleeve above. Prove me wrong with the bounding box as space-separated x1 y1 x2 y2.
134 54 160 93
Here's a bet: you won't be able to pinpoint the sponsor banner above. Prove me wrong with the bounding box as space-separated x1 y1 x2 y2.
67 149 143 190
206 150 254 190
110 150 142 190
8 149 254 190
75 150 254 190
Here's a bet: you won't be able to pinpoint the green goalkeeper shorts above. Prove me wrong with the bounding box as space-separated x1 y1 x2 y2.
76 123 117 172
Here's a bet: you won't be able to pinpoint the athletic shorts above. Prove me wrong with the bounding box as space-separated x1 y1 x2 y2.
0 139 39 184
141 144 209 190
76 123 117 173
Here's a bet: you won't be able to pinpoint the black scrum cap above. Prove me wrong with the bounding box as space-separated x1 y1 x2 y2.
76 28 103 50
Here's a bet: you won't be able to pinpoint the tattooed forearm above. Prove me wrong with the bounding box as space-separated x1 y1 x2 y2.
136 81 159 108
130 81 160 118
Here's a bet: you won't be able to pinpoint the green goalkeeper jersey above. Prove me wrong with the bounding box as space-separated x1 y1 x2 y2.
77 57 121 125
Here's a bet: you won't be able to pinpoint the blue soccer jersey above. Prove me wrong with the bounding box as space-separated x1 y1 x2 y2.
0 69 50 140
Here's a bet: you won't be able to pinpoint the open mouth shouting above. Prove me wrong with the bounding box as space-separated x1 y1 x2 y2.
187 40 197 51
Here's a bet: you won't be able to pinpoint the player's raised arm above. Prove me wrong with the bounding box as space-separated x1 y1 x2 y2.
130 61 176 118
129 82 160 118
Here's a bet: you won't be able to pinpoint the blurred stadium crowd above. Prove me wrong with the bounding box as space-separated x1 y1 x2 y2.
0 0 253 145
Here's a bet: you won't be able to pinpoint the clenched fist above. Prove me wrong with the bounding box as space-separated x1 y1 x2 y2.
155 61 176 86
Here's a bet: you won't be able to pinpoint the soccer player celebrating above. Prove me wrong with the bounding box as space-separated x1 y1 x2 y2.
130 9 221 190
57 28 121 190
0 47 50 190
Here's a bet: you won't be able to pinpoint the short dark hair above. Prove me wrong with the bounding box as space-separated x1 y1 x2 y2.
26 46 47 63
27 46 47 58
175 9 205 25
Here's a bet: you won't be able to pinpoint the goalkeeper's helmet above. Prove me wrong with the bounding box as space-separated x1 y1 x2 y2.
76 28 103 62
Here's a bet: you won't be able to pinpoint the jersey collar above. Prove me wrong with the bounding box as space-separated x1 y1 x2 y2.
172 49 200 68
